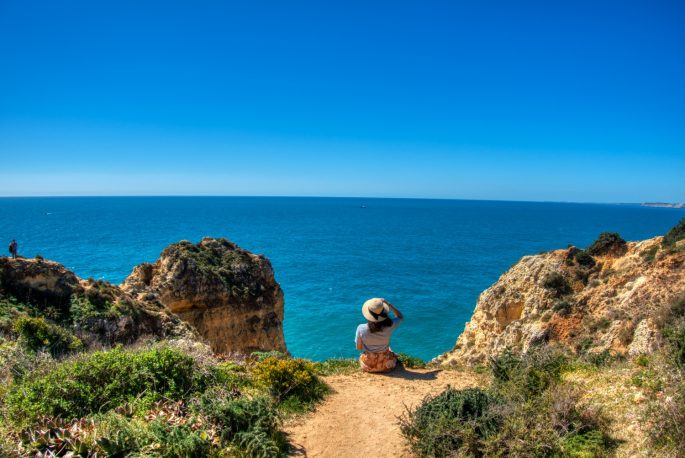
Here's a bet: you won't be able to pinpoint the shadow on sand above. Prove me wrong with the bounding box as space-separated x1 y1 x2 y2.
377 365 442 380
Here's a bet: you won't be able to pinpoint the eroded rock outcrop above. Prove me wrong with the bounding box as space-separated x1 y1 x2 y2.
437 235 685 366
0 257 196 347
122 237 286 355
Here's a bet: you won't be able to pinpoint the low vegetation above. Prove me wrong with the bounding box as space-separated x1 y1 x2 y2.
662 217 685 247
542 271 572 297
397 352 427 369
0 293 342 457
401 348 614 457
587 232 627 256
639 292 685 456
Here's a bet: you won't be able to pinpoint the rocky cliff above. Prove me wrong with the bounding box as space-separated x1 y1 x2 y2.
122 237 286 355
437 231 685 366
0 257 195 347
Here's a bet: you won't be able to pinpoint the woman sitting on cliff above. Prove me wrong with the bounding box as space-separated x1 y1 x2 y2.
355 298 403 373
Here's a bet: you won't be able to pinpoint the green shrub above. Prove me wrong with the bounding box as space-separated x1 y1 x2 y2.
645 374 685 455
670 292 685 319
193 389 285 455
489 349 523 384
491 348 569 397
195 390 277 441
13 316 83 357
6 344 206 422
234 428 282 458
313 358 358 375
567 248 596 268
663 321 685 369
542 272 572 297
639 295 685 454
659 296 685 367
0 297 32 335
146 419 210 457
91 413 212 458
250 350 287 361
663 218 685 246
574 250 596 268
251 356 328 405
582 350 621 367
588 232 627 256
399 388 500 457
212 361 251 388
562 430 611 457
397 352 426 369
552 300 572 316
69 294 105 324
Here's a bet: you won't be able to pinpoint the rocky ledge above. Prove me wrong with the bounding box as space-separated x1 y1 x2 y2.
0 257 195 347
437 226 685 366
122 237 286 355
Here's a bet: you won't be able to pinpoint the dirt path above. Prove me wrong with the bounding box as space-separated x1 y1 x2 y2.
285 367 480 457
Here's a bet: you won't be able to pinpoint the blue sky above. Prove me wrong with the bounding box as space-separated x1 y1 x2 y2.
1 1 683 201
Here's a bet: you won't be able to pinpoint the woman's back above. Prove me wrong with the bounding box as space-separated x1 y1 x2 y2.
356 317 402 353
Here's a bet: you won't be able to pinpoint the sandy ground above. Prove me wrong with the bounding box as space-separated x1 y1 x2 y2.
285 367 480 458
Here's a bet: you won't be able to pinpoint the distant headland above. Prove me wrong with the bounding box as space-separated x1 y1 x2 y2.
641 202 685 208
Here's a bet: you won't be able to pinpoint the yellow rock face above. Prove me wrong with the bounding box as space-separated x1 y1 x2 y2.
122 237 287 356
437 237 685 366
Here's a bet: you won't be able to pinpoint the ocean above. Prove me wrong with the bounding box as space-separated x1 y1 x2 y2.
0 197 682 361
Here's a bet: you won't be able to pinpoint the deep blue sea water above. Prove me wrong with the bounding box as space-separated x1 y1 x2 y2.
0 197 683 361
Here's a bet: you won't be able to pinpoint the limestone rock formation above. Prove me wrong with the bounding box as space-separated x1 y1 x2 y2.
0 257 195 347
437 235 685 366
122 237 286 355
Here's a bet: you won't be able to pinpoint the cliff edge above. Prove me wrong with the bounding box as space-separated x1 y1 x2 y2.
122 237 286 355
0 257 195 347
437 229 685 366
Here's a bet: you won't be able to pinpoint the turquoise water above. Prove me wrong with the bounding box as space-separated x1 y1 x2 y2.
0 197 682 361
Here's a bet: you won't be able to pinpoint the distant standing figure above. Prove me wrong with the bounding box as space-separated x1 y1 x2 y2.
8 240 18 259
355 298 404 373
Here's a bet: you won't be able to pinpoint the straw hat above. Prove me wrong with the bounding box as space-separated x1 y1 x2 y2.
362 298 389 322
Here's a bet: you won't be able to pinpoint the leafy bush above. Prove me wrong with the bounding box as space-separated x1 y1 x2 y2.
561 430 611 458
400 388 500 457
567 247 596 268
483 385 609 457
234 427 283 458
251 356 328 405
663 218 685 246
195 389 277 441
250 350 287 361
0 297 32 336
13 316 83 357
193 389 285 455
640 304 685 456
552 300 572 316
587 232 627 256
574 250 596 268
581 350 622 367
403 349 611 457
313 358 358 375
212 361 251 388
6 344 206 422
542 272 572 297
491 348 569 397
397 352 426 369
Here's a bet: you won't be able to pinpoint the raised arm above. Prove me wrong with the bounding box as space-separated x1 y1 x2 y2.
383 300 403 320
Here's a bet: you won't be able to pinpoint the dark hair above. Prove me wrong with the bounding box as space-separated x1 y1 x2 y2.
368 317 393 333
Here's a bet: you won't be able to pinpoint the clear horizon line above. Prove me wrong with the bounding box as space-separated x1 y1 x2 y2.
0 194 682 206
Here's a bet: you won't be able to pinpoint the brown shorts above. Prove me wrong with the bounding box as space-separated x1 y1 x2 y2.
359 349 397 373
